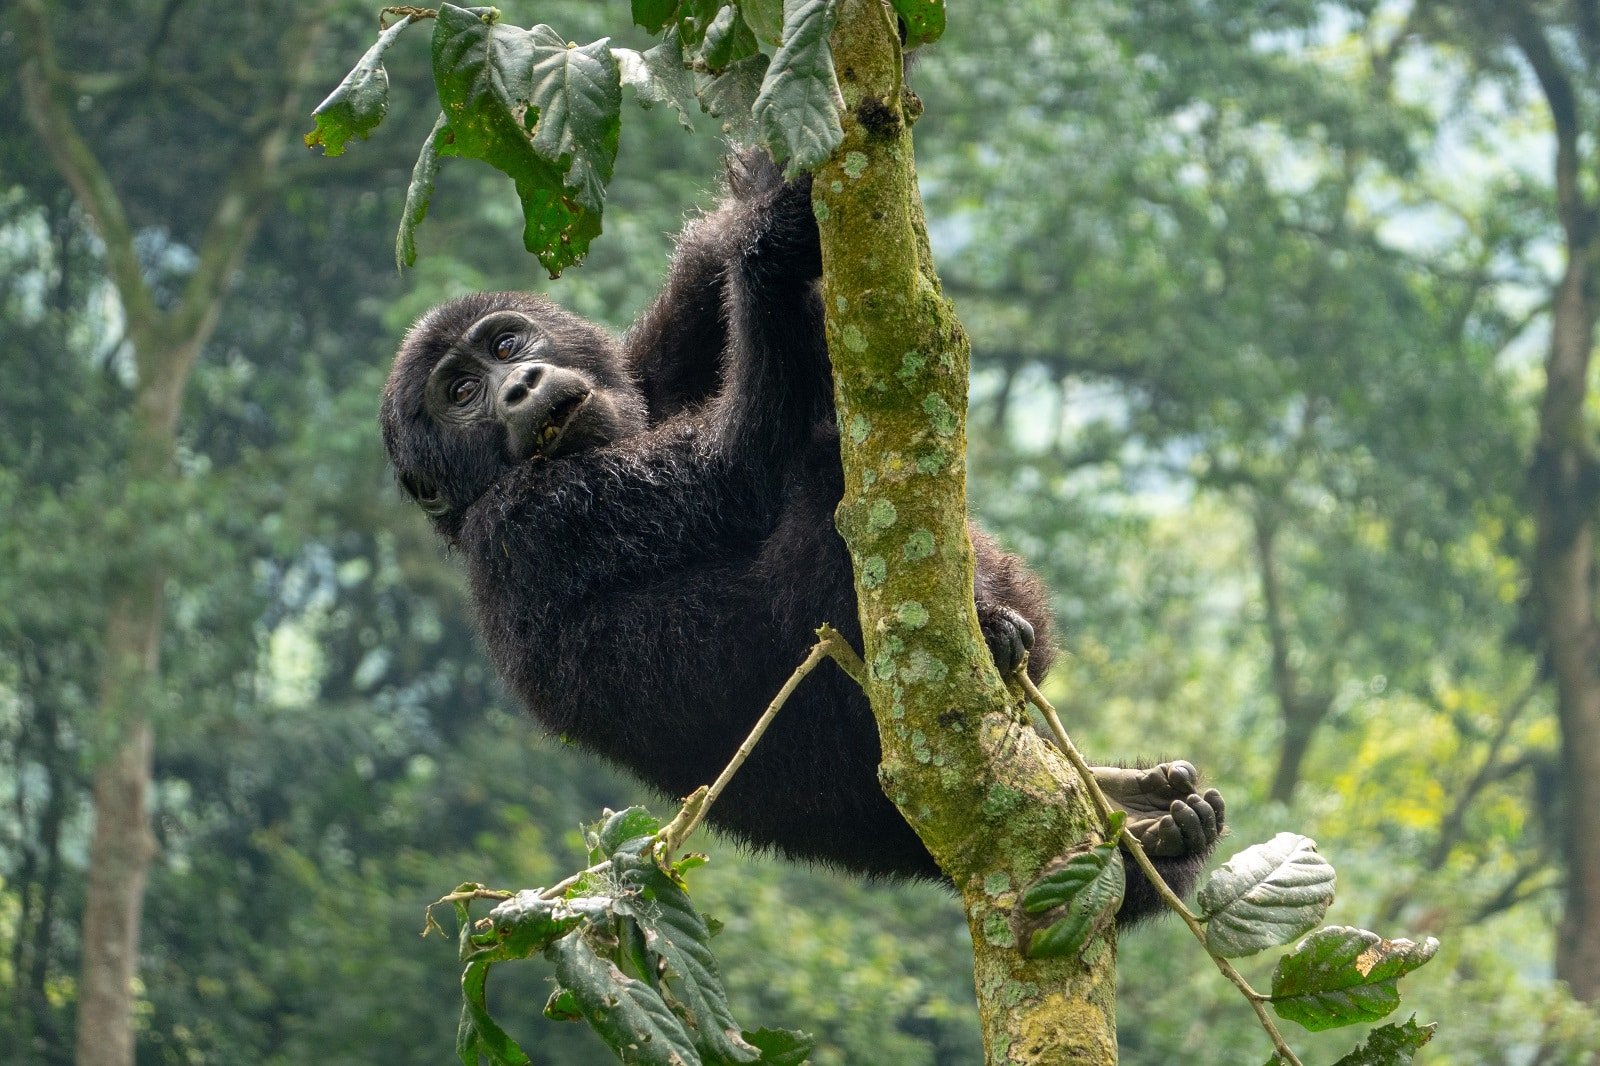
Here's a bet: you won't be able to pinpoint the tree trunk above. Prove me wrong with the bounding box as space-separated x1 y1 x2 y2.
1251 509 1328 805
817 4 1116 1060
1535 240 1600 1004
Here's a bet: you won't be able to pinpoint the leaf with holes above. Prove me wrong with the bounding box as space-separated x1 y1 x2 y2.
306 14 416 156
752 0 842 176
613 841 761 1064
1271 927 1439 1032
1327 1016 1438 1065
549 933 700 1066
430 5 620 275
484 890 610 957
1197 833 1335 958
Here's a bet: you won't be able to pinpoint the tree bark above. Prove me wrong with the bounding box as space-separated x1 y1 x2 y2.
816 3 1116 1060
1537 234 1600 1003
1251 509 1329 805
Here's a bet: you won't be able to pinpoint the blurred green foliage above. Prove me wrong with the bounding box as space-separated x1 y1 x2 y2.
2 0 1599 1063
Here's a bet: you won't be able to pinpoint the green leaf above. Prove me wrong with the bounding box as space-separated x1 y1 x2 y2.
1328 1016 1438 1065
752 0 842 176
696 53 769 138
485 890 609 957
396 112 446 269
430 5 621 275
632 0 681 33
615 31 697 132
701 3 760 71
740 0 785 46
544 986 584 1022
1197 833 1335 958
525 31 623 215
1324 1011 1440 1062
743 1026 815 1064
305 14 414 157
461 959 533 1066
548 933 700 1066
1021 840 1124 959
1271 927 1439 1032
613 842 761 1064
594 806 663 859
676 0 724 48
888 0 944 47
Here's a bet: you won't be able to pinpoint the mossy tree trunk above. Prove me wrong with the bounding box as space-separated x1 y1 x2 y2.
813 2 1118 1060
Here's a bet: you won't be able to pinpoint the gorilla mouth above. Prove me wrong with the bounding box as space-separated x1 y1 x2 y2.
534 390 591 453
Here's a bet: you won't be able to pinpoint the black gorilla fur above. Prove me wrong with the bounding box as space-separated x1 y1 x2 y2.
380 153 1222 922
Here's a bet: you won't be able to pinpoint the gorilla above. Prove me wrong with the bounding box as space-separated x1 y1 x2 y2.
380 152 1223 922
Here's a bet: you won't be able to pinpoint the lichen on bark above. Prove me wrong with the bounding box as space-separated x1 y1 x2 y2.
811 1 1118 1060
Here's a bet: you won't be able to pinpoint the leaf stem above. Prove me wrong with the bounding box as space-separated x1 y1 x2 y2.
1015 666 1303 1066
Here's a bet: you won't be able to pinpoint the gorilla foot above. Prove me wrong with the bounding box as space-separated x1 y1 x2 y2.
1091 761 1225 858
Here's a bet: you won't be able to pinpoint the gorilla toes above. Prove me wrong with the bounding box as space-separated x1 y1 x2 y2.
979 603 1035 676
1094 761 1226 858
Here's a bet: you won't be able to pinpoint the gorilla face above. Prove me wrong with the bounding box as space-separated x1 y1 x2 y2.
380 291 648 533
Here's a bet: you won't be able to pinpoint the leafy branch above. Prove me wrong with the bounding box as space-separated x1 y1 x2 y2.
431 627 862 1066
308 0 880 273
1016 665 1438 1066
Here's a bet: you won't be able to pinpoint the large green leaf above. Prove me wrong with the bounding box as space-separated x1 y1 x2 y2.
1197 833 1335 958
751 0 843 175
1021 835 1125 959
613 842 761 1064
430 5 620 275
1271 927 1439 1032
305 14 415 156
591 805 665 860
548 933 700 1066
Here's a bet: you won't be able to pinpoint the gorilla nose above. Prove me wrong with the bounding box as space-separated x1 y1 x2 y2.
498 364 546 408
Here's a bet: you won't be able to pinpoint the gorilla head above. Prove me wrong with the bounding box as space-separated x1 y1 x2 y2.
380 291 648 537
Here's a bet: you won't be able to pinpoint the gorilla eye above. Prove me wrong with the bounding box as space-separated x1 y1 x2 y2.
492 333 518 360
451 378 480 405
414 485 449 517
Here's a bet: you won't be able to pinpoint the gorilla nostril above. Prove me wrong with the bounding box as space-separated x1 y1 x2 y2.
502 381 528 406
520 364 545 389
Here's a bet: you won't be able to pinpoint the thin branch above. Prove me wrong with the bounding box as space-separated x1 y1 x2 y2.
662 625 862 852
1017 666 1306 1066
